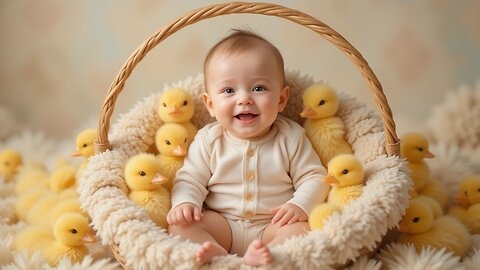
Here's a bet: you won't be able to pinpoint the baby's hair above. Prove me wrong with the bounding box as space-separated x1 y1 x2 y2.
203 29 286 87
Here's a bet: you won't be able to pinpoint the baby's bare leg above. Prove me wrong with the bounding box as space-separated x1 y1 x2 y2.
168 210 232 264
243 222 309 267
262 221 309 246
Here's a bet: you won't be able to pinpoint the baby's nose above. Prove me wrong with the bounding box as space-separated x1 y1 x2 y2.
237 91 253 105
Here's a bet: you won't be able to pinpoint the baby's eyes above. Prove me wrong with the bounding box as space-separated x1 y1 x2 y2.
252 85 265 92
222 88 235 94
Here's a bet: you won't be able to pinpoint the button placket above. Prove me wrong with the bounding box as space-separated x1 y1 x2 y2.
244 143 256 219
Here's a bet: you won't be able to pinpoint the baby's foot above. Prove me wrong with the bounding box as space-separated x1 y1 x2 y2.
196 241 228 265
244 239 272 267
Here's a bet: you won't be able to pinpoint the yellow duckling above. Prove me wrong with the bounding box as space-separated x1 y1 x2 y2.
158 88 197 143
14 224 55 255
398 198 470 257
125 153 171 229
401 132 449 209
43 213 96 266
26 192 61 226
14 168 50 196
47 199 89 229
155 123 190 191
416 195 443 219
448 175 480 234
0 149 22 182
15 187 53 221
309 154 364 230
71 129 97 171
26 166 76 226
300 84 352 168
50 165 77 192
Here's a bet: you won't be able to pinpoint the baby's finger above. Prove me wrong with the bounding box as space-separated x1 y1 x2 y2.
183 207 193 224
176 210 186 225
271 208 287 224
166 212 172 225
170 210 178 225
287 214 301 225
298 213 308 222
270 205 280 214
193 206 202 221
277 211 294 226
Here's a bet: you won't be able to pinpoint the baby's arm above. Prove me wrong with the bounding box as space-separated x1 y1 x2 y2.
170 128 212 224
167 202 202 226
286 132 330 217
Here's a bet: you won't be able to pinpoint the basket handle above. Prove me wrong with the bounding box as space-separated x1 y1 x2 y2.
95 1 400 156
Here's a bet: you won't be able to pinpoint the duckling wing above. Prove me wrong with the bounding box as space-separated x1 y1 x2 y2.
305 117 352 167
14 226 53 254
467 204 480 234
43 242 88 266
328 185 363 208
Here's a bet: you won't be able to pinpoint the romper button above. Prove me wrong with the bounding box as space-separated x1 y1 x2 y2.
247 149 254 157
246 194 254 202
245 211 253 219
246 172 255 181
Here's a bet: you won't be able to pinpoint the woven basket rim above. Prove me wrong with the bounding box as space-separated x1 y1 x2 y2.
93 1 399 156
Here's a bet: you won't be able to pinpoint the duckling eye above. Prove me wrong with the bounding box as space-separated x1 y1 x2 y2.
184 138 187 143
477 188 480 192
342 169 349 174
82 143 88 148
416 147 424 152
70 229 77 234
4 162 9 166
183 100 188 106
465 190 468 196
318 100 325 106
139 171 146 176
165 140 171 145
162 102 167 107
412 217 420 223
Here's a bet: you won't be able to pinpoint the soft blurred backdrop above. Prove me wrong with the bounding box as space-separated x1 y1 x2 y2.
1 0 479 138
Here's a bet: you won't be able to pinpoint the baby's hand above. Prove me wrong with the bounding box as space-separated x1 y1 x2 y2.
270 203 307 226
166 203 202 226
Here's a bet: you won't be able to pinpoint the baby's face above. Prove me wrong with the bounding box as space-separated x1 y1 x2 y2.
203 44 289 139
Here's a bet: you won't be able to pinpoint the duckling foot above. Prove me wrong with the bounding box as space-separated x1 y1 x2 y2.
244 239 272 267
196 241 228 265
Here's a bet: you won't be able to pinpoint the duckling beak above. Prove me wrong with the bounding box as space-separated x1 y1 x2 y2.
323 175 339 184
169 105 181 115
424 151 435 158
397 220 410 233
71 150 82 157
453 192 469 208
300 106 316 118
151 173 168 185
172 145 187 156
81 232 97 243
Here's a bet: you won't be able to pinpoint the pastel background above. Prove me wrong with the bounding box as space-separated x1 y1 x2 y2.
1 0 479 138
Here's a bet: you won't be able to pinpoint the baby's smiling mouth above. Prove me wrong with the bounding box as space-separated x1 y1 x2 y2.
234 113 258 120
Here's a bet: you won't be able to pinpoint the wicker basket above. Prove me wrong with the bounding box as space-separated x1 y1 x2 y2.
79 2 410 269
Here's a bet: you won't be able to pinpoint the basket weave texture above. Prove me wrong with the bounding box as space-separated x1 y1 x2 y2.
79 2 410 269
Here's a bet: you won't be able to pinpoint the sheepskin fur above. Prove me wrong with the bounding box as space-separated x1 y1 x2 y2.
346 256 382 270
78 72 410 269
427 143 480 196
427 80 480 150
378 243 464 270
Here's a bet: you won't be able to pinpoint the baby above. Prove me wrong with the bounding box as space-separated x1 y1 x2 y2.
167 30 329 267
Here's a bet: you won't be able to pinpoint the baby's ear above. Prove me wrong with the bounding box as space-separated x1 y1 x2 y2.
278 86 290 112
202 93 216 117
